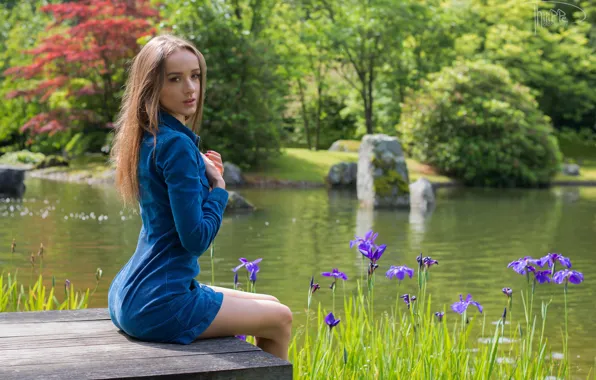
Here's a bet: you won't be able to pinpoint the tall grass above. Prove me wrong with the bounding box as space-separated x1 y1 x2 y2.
289 247 588 379
2 239 101 312
0 272 91 312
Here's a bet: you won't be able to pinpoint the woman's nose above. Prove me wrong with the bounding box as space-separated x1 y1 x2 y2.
184 78 196 94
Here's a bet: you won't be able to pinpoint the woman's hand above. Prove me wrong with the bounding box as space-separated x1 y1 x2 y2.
204 150 224 175
202 153 225 189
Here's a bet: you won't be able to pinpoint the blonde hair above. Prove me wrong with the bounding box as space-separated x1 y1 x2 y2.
111 34 207 205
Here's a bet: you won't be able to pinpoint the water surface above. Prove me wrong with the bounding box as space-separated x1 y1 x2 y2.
1 179 595 374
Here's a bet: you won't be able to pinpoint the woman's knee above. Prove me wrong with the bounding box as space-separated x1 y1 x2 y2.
276 304 293 335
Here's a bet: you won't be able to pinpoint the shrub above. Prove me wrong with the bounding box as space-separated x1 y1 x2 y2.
0 150 45 165
398 60 562 187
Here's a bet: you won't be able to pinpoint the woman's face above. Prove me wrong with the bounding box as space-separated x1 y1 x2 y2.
159 49 201 124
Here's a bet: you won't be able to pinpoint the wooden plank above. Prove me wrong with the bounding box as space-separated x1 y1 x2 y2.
0 308 293 379
0 337 261 366
0 308 109 324
1 350 292 380
0 319 117 337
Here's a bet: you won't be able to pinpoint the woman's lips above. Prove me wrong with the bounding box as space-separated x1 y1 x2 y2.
183 99 196 106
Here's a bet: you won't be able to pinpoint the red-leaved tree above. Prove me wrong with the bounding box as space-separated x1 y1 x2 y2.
4 0 158 136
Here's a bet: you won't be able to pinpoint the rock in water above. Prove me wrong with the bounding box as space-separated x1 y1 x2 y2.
327 162 357 187
409 178 435 212
0 165 28 198
225 191 255 212
357 134 410 208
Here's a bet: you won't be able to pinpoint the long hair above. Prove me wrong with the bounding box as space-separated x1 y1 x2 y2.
111 35 207 206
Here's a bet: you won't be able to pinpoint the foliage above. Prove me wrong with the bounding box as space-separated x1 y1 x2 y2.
0 272 90 312
161 0 287 169
0 150 46 165
453 0 596 131
399 60 562 187
0 0 49 151
2 0 158 152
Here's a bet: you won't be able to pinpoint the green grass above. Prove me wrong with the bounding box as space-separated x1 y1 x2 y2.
245 148 453 184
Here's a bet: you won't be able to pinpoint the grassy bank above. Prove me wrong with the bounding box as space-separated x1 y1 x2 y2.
244 148 453 184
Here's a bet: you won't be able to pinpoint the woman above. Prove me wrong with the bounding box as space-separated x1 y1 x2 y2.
108 34 292 360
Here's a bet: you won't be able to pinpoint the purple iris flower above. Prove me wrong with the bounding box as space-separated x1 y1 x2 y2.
553 269 584 285
502 287 512 298
416 254 439 269
386 265 414 282
527 266 552 284
435 312 445 322
537 253 572 269
451 294 483 314
310 276 320 294
360 243 387 264
233 258 262 274
322 268 348 289
507 256 539 275
400 294 417 309
234 272 239 289
249 270 257 283
350 230 378 249
235 335 246 341
324 312 341 329
321 268 348 281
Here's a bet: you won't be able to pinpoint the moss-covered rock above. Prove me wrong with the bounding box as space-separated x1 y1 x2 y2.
357 134 410 208
34 155 70 170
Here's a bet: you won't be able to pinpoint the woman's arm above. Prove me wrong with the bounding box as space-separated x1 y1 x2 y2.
158 134 228 256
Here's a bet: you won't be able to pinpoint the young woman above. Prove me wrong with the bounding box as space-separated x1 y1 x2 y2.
108 34 292 360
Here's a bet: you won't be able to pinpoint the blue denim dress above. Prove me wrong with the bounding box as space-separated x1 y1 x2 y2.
108 111 229 344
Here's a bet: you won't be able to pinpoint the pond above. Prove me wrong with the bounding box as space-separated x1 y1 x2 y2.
1 178 595 374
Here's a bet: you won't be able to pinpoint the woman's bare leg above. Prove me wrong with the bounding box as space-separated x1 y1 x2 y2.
206 285 280 303
197 296 292 360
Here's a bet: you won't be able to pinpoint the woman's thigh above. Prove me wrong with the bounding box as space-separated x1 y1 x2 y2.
197 295 292 340
206 285 279 303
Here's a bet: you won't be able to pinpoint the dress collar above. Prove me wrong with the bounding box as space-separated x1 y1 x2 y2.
158 110 201 147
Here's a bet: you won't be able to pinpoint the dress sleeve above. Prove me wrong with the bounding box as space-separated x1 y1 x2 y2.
157 134 229 256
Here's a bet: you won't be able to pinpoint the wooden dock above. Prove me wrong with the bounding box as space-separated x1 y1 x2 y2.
0 308 292 379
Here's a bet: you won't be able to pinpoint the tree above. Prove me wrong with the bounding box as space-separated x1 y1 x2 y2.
162 0 287 168
0 0 49 152
4 0 158 146
303 0 423 134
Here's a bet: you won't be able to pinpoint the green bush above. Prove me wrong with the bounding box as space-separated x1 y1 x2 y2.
398 60 562 187
0 150 45 165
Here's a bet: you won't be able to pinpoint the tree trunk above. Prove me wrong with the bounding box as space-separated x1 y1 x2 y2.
314 64 323 151
297 79 312 150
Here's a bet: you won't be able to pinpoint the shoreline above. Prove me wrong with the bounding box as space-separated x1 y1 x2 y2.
24 168 596 189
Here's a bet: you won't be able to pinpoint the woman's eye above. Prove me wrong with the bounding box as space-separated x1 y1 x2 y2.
169 77 180 82
192 73 200 80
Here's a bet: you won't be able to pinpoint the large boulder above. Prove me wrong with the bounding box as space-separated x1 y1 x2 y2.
225 191 255 212
328 140 360 153
562 163 580 176
357 134 410 208
327 162 357 187
409 178 435 212
0 165 29 197
223 162 245 187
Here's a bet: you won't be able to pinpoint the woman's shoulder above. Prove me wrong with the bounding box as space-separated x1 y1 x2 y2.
141 126 199 166
142 125 196 149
